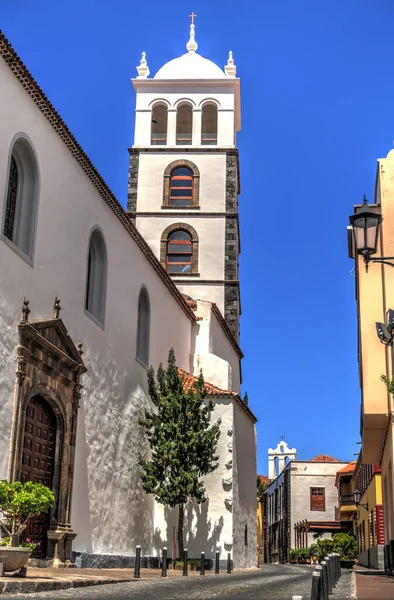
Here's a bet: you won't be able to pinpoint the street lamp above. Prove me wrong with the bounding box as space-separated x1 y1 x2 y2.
349 196 383 269
353 489 368 511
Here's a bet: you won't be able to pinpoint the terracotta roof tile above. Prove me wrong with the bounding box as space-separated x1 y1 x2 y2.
258 475 269 485
310 454 341 463
178 368 237 397
336 461 357 475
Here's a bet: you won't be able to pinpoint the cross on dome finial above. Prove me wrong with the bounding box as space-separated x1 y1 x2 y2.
186 14 198 54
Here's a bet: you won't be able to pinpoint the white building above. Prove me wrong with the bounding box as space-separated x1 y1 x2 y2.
0 22 257 569
264 440 351 564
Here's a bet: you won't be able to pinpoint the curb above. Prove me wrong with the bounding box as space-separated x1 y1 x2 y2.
350 570 357 599
0 577 133 595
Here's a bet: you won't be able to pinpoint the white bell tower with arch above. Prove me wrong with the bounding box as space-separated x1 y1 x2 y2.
268 438 297 480
127 20 242 340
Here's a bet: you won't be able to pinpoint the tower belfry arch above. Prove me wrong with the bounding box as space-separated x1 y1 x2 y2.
268 438 297 480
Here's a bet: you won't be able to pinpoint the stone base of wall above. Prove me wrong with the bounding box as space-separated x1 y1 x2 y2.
72 552 230 570
358 545 385 570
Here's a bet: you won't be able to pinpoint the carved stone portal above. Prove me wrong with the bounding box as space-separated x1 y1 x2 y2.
7 299 86 565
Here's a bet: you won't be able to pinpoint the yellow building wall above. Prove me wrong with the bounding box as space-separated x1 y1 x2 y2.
257 500 263 547
357 474 382 550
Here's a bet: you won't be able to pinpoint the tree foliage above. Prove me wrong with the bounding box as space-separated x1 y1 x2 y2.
0 480 54 546
257 476 267 502
139 348 221 555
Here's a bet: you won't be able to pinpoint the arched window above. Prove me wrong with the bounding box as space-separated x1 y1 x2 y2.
166 230 192 274
136 287 150 366
176 104 193 145
202 104 218 145
160 224 199 275
151 104 168 145
169 167 193 206
163 160 200 207
85 228 107 326
2 137 39 259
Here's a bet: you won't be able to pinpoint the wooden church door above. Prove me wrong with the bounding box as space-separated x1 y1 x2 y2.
21 396 56 558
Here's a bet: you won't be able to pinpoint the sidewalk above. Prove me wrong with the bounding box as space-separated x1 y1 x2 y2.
0 566 238 595
354 565 394 599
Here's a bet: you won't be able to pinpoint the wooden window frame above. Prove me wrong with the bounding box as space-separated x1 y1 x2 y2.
160 223 199 276
166 234 193 274
169 168 194 207
310 487 325 511
162 160 200 208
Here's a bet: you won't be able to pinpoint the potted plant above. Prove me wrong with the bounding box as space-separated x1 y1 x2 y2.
0 480 54 573
289 548 299 564
332 533 358 568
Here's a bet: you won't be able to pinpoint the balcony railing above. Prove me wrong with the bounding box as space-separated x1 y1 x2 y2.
151 133 167 145
201 133 217 145
339 494 356 506
176 133 192 145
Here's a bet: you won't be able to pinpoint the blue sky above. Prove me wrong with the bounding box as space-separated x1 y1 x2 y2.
2 0 393 474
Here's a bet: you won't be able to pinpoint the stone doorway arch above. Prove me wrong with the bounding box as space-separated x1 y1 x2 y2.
8 298 86 565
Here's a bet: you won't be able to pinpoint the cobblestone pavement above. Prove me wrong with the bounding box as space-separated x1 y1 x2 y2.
12 564 314 599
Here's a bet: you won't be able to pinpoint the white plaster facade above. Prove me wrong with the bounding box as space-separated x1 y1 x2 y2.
0 26 256 569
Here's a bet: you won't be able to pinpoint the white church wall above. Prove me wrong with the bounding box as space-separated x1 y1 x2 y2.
176 283 225 316
232 400 257 569
290 461 348 548
0 57 195 556
153 397 234 561
210 308 241 393
136 152 227 213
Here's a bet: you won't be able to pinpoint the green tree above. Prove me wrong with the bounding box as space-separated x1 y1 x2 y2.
257 476 267 502
0 480 54 547
139 348 221 557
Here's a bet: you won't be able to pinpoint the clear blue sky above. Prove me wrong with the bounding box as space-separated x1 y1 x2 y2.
2 0 394 474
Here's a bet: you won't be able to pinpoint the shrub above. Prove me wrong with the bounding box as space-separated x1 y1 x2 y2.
332 533 358 560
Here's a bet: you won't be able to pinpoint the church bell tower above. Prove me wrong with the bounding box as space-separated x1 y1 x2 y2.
127 18 241 340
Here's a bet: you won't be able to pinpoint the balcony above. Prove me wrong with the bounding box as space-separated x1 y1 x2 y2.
336 495 357 521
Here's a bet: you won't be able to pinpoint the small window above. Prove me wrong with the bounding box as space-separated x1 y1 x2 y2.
136 287 150 366
166 230 192 274
151 104 168 145
310 487 325 511
2 138 39 260
169 167 193 207
202 104 218 145
176 104 192 145
85 229 107 325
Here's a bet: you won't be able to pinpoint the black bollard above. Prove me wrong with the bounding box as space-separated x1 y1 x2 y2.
200 551 205 576
215 550 220 574
321 561 329 600
328 554 334 590
161 547 167 577
335 552 340 582
227 552 231 574
311 570 321 600
183 549 188 576
324 556 332 595
134 545 141 579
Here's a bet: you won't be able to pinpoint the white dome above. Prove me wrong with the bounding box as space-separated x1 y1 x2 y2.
154 52 226 80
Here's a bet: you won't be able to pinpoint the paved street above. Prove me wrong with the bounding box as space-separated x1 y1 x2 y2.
12 565 322 600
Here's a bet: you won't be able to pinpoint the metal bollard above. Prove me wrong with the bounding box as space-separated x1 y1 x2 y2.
183 549 188 576
310 570 321 600
335 553 340 582
215 550 220 574
323 556 332 595
200 551 205 575
134 545 141 579
161 547 167 577
320 561 329 600
227 552 232 574
328 554 334 589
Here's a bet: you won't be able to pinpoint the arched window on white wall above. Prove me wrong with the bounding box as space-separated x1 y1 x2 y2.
176 104 193 145
2 136 39 260
202 104 218 145
136 287 150 366
85 228 107 326
151 104 168 145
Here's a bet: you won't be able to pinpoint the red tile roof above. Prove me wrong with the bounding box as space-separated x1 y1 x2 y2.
310 455 341 463
336 461 357 475
178 368 237 397
258 475 269 485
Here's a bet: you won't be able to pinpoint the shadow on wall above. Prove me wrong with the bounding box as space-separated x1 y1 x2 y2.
72 345 156 556
152 500 224 559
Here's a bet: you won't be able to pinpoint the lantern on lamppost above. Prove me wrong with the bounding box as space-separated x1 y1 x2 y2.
349 195 381 267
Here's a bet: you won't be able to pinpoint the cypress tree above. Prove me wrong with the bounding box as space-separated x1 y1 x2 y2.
139 348 221 557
